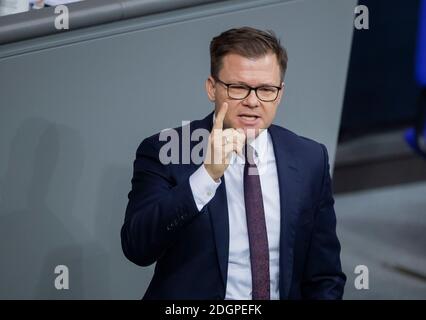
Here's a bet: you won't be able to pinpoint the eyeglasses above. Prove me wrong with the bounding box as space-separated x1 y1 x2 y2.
215 77 282 102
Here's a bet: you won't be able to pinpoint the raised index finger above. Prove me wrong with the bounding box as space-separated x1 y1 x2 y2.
213 102 228 130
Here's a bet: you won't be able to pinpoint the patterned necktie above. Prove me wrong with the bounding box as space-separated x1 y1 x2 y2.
243 144 270 300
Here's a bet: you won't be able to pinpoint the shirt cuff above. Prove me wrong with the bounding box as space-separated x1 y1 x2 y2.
189 165 222 212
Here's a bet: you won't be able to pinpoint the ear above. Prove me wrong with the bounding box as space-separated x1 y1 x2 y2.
275 82 285 105
205 76 216 102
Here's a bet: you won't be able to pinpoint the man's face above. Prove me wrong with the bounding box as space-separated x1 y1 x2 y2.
206 52 284 138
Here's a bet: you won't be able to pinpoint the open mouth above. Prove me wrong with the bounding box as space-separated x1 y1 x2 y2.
239 114 260 121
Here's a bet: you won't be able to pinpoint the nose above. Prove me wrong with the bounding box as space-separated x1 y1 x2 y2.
242 89 259 108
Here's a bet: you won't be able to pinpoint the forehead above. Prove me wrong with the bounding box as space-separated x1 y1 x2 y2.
219 53 281 85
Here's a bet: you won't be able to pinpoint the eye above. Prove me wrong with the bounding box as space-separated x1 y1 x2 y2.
230 85 249 90
258 87 277 93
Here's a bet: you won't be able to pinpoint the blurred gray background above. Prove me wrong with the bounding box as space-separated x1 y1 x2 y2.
0 0 358 299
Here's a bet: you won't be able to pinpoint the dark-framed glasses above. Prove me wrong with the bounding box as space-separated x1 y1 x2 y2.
215 77 282 102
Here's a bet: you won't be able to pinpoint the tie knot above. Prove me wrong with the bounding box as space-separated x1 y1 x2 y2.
244 144 257 167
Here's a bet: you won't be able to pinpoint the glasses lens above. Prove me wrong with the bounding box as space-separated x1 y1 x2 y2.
257 87 279 101
228 85 250 99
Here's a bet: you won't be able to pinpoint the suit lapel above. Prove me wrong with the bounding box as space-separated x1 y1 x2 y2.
268 125 302 299
207 179 229 291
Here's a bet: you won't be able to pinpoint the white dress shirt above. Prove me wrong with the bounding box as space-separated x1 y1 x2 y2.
189 128 281 300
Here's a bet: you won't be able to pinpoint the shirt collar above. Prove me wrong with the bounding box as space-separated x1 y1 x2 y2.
248 128 269 163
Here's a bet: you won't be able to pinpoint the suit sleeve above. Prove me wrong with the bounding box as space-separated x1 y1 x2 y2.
301 144 347 299
121 137 205 267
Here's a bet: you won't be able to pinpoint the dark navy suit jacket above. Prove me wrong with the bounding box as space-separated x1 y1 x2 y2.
121 112 346 299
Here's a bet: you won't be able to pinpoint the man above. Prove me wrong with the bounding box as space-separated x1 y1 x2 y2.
121 27 346 300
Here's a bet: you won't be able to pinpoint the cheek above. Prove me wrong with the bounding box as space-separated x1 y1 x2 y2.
265 105 278 120
222 109 240 128
225 109 238 123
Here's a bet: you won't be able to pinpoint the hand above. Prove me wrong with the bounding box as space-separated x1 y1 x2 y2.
204 102 246 182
